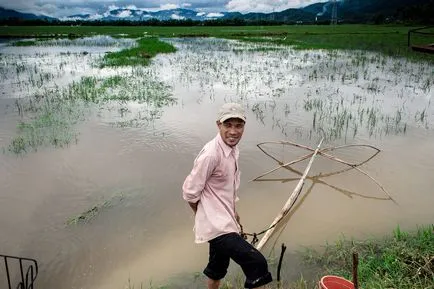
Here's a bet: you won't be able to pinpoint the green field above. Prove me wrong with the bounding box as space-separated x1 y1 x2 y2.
1 25 434 62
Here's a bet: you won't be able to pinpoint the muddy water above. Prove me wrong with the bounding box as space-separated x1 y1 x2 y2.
0 38 433 289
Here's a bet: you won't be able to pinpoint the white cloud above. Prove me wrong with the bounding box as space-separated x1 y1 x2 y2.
36 3 58 15
108 4 119 11
160 3 180 10
171 13 185 20
117 10 132 18
225 0 319 13
59 16 79 21
0 0 326 18
196 12 206 16
206 12 224 18
60 12 103 21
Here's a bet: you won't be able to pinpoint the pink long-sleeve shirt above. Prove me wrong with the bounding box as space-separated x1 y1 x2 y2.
182 133 241 243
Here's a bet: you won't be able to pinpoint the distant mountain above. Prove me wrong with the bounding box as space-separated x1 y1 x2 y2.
0 7 54 20
61 7 316 22
312 0 432 23
62 8 233 22
225 8 316 22
0 0 432 24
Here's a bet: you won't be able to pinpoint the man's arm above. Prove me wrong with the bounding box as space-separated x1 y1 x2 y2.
182 153 216 209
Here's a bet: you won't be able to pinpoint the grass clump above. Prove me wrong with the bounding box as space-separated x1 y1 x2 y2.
12 40 38 46
102 37 176 67
303 225 434 289
66 193 124 226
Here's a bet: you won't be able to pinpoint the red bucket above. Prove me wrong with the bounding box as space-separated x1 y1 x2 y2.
319 275 355 289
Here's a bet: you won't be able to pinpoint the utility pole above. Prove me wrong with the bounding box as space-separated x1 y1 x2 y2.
331 0 338 25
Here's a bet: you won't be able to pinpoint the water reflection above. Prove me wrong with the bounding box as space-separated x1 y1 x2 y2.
0 37 433 289
160 38 433 142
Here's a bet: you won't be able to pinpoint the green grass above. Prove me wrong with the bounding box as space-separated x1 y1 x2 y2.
11 38 50 46
1 25 433 62
0 24 418 38
12 40 38 46
303 225 434 289
102 37 177 67
130 226 433 289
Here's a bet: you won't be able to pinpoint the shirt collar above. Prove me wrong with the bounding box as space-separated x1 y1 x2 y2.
216 133 238 158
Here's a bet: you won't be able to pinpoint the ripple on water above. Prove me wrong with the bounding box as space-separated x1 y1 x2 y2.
0 37 433 289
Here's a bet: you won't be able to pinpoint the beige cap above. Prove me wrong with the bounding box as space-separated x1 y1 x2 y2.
217 103 246 123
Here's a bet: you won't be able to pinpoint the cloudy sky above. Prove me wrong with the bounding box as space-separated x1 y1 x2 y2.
0 0 328 18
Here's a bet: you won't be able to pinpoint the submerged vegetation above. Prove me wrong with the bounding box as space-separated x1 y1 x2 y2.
0 27 432 289
3 36 177 154
2 35 432 154
7 97 84 154
7 72 175 154
165 38 432 142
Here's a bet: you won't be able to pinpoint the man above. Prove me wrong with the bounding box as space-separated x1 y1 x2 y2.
182 103 272 289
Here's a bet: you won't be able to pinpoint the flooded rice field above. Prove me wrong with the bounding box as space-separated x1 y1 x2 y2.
0 36 433 289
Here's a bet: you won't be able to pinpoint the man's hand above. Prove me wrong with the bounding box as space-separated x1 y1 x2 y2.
235 212 240 223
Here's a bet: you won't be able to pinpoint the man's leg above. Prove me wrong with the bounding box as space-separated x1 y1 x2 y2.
203 235 231 289
220 233 272 288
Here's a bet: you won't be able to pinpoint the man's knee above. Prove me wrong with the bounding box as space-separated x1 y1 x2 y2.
253 250 268 268
207 278 221 289
244 250 272 288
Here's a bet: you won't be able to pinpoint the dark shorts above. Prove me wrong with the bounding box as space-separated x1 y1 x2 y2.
203 232 273 288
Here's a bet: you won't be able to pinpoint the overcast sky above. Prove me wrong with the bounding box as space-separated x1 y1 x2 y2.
0 0 328 18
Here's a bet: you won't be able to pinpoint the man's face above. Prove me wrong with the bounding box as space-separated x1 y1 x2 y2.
217 118 245 147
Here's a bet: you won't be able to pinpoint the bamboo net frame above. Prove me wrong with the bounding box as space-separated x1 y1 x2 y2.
249 139 396 251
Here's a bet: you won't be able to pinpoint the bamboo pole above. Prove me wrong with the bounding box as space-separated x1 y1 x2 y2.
250 153 313 181
256 138 324 251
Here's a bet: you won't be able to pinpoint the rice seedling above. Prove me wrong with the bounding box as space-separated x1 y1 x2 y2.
163 37 433 142
2 36 177 154
7 92 85 154
6 69 176 154
11 35 136 48
3 35 433 154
